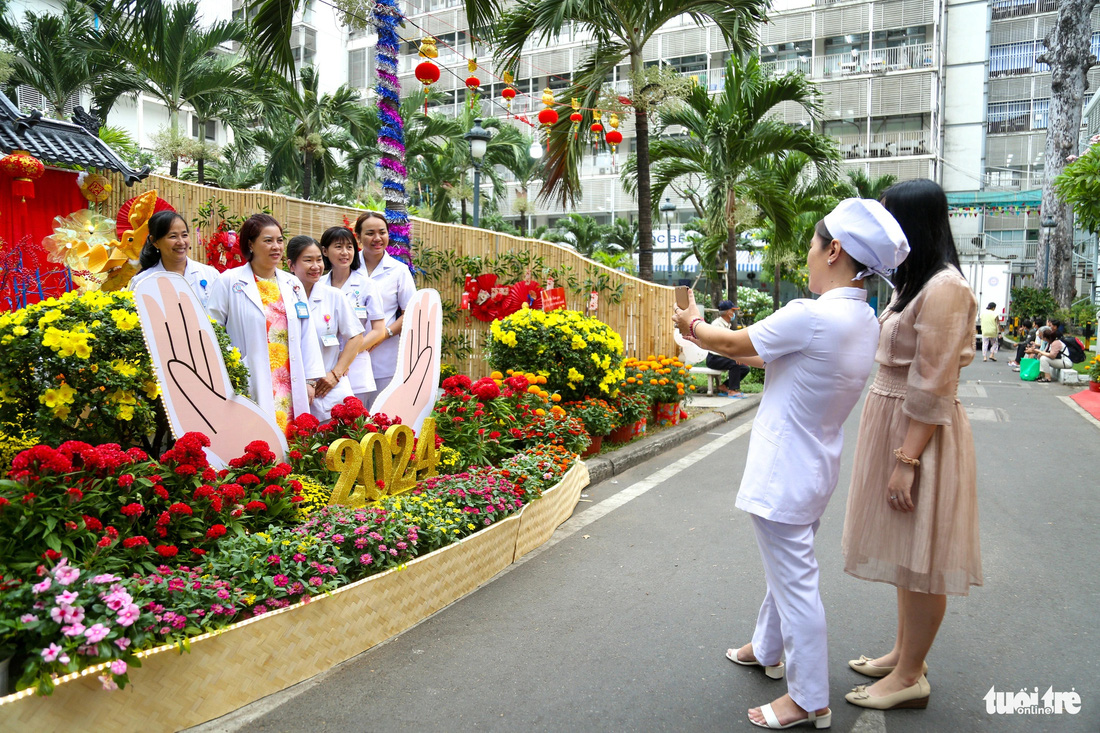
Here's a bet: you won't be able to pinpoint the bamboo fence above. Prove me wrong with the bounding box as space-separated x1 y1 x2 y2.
105 174 676 378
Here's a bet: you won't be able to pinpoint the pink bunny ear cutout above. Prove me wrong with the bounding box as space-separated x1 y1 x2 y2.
371 288 443 435
133 272 288 467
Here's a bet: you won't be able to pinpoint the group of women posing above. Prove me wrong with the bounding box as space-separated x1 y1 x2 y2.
675 179 980 730
131 210 415 429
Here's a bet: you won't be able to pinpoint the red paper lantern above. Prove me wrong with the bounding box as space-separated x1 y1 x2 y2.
537 108 559 126
1 149 45 200
590 122 604 134
606 130 623 146
502 87 516 101
569 112 583 124
415 60 440 87
466 76 481 91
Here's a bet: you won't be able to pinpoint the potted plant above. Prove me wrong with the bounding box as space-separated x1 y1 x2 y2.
1089 353 1100 392
608 392 650 443
562 398 619 456
622 355 695 426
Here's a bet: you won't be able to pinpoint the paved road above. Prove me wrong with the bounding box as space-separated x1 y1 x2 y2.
196 358 1100 733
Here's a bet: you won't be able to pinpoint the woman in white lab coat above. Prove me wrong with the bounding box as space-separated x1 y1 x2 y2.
131 210 220 308
207 214 325 433
673 199 910 730
286 235 366 420
319 225 386 407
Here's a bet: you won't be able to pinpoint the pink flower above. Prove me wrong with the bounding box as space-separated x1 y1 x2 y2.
40 643 64 662
50 606 65 623
104 590 133 612
114 638 131 650
31 578 51 594
56 590 79 606
266 555 281 565
54 565 80 586
359 554 373 565
308 576 323 587
110 660 128 675
92 574 120 584
1067 154 1079 162
292 553 306 563
62 622 86 637
84 623 110 643
116 604 141 627
61 605 85 624
19 613 38 623
273 574 289 588
98 674 119 691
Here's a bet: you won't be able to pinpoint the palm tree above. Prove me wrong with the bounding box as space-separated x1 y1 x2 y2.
754 152 840 309
636 55 838 305
0 0 132 118
550 213 609 257
90 0 251 177
842 168 897 200
503 135 543 237
603 217 640 255
493 0 767 282
254 66 373 200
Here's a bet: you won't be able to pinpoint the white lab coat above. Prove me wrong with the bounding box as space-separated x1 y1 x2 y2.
131 258 221 309
306 282 364 419
207 263 325 421
321 268 384 395
362 252 416 380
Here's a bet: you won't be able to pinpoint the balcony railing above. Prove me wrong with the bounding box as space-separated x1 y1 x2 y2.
818 43 934 77
833 131 932 159
760 58 812 76
991 0 1058 20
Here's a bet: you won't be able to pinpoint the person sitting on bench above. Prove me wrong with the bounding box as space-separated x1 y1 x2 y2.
705 300 751 397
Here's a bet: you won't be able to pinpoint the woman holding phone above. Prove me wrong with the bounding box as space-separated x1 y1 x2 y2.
674 199 909 730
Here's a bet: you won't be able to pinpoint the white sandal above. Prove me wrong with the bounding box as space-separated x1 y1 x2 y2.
726 647 785 679
750 703 831 729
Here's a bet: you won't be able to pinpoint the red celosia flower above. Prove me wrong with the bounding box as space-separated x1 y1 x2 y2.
120 503 144 517
289 450 302 460
118 474 134 488
155 545 179 558
219 484 245 502
266 463 292 479
191 548 207 556
83 515 102 531
106 526 119 539
244 500 267 512
205 524 227 540
97 536 112 548
193 485 215 500
122 536 150 549
154 485 169 500
157 511 171 526
261 485 283 497
0 497 8 510
21 493 36 504
42 549 61 560
168 502 192 516
238 473 260 485
470 378 501 400
66 487 83 501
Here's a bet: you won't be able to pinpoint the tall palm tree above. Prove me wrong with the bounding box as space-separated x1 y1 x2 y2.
754 152 840 309
842 168 897 200
551 213 609 257
255 65 373 200
504 136 543 237
604 217 640 255
0 0 131 118
493 0 767 283
91 0 251 177
635 55 838 305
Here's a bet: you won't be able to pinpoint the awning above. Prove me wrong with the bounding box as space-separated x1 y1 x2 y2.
946 190 1041 206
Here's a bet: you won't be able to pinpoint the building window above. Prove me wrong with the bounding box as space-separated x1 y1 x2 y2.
349 48 368 89
192 117 216 142
291 25 317 66
987 100 1032 133
667 54 708 74
989 41 1048 77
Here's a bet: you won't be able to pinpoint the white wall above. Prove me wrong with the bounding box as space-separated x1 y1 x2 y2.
941 0 991 193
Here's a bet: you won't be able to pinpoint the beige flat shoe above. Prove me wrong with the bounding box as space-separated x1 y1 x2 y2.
845 675 931 710
848 656 927 678
727 647 785 679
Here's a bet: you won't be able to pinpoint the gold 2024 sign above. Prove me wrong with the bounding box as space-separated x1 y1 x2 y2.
325 418 440 506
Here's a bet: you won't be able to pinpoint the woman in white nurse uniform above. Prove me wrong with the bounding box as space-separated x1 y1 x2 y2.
674 199 909 730
353 211 416 407
319 225 386 407
131 210 220 308
207 214 325 432
286 235 366 420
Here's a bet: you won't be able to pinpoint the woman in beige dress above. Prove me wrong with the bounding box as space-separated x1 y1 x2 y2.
841 179 981 711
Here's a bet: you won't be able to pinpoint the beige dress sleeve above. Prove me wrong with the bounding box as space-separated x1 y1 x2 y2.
903 272 976 425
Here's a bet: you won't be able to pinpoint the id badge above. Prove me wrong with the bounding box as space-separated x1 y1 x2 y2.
321 333 339 347
354 306 368 320
294 301 310 319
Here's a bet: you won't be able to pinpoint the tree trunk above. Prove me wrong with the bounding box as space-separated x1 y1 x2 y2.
1037 0 1097 307
303 149 313 200
170 157 179 177
724 190 738 307
773 259 781 311
197 156 206 185
461 198 468 226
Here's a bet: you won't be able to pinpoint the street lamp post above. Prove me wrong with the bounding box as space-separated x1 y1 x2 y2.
464 118 491 228
660 197 676 283
1040 214 1056 289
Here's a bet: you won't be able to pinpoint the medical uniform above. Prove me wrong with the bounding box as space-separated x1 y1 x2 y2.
207 263 325 422
362 253 416 400
321 268 384 403
738 288 879 712
306 282 365 420
131 258 220 309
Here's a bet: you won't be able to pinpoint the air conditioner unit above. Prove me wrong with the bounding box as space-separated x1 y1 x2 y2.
598 167 610 175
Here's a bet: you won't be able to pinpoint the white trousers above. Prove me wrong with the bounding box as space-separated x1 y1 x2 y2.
982 337 999 359
1039 354 1070 377
359 375 394 412
749 514 829 711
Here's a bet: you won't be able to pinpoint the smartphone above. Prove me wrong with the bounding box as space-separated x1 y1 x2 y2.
675 286 691 310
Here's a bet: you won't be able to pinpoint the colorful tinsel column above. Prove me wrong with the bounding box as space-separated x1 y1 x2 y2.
372 0 412 258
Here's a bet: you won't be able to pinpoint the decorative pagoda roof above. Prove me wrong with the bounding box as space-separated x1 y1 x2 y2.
0 92 151 185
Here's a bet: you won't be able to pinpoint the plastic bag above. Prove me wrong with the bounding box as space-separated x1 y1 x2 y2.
1019 357 1040 382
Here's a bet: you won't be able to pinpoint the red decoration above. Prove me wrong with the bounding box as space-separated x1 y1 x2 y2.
606 130 623 146
116 195 174 239
415 61 440 87
569 112 584 124
590 122 604 134
618 96 632 106
465 76 481 91
0 150 45 201
538 108 559 126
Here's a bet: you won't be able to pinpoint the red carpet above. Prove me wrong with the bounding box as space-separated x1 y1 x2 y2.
1070 387 1100 421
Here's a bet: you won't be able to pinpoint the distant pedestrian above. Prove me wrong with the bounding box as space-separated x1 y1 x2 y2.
705 300 751 397
980 302 1000 361
841 179 980 712
675 198 909 730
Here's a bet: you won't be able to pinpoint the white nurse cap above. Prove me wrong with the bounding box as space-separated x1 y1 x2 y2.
823 198 909 286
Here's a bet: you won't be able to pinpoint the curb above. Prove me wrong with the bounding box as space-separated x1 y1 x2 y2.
584 395 760 485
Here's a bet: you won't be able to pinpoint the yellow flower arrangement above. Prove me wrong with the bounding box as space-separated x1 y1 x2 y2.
621 355 697 404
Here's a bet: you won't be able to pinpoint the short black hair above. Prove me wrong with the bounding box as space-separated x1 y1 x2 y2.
986 302 996 310
238 214 283 262
287 235 320 264
320 226 360 270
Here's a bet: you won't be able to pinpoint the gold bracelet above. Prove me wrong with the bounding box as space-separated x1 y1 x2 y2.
893 447 920 467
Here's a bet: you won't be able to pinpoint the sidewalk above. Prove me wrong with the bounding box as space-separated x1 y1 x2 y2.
583 392 760 485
